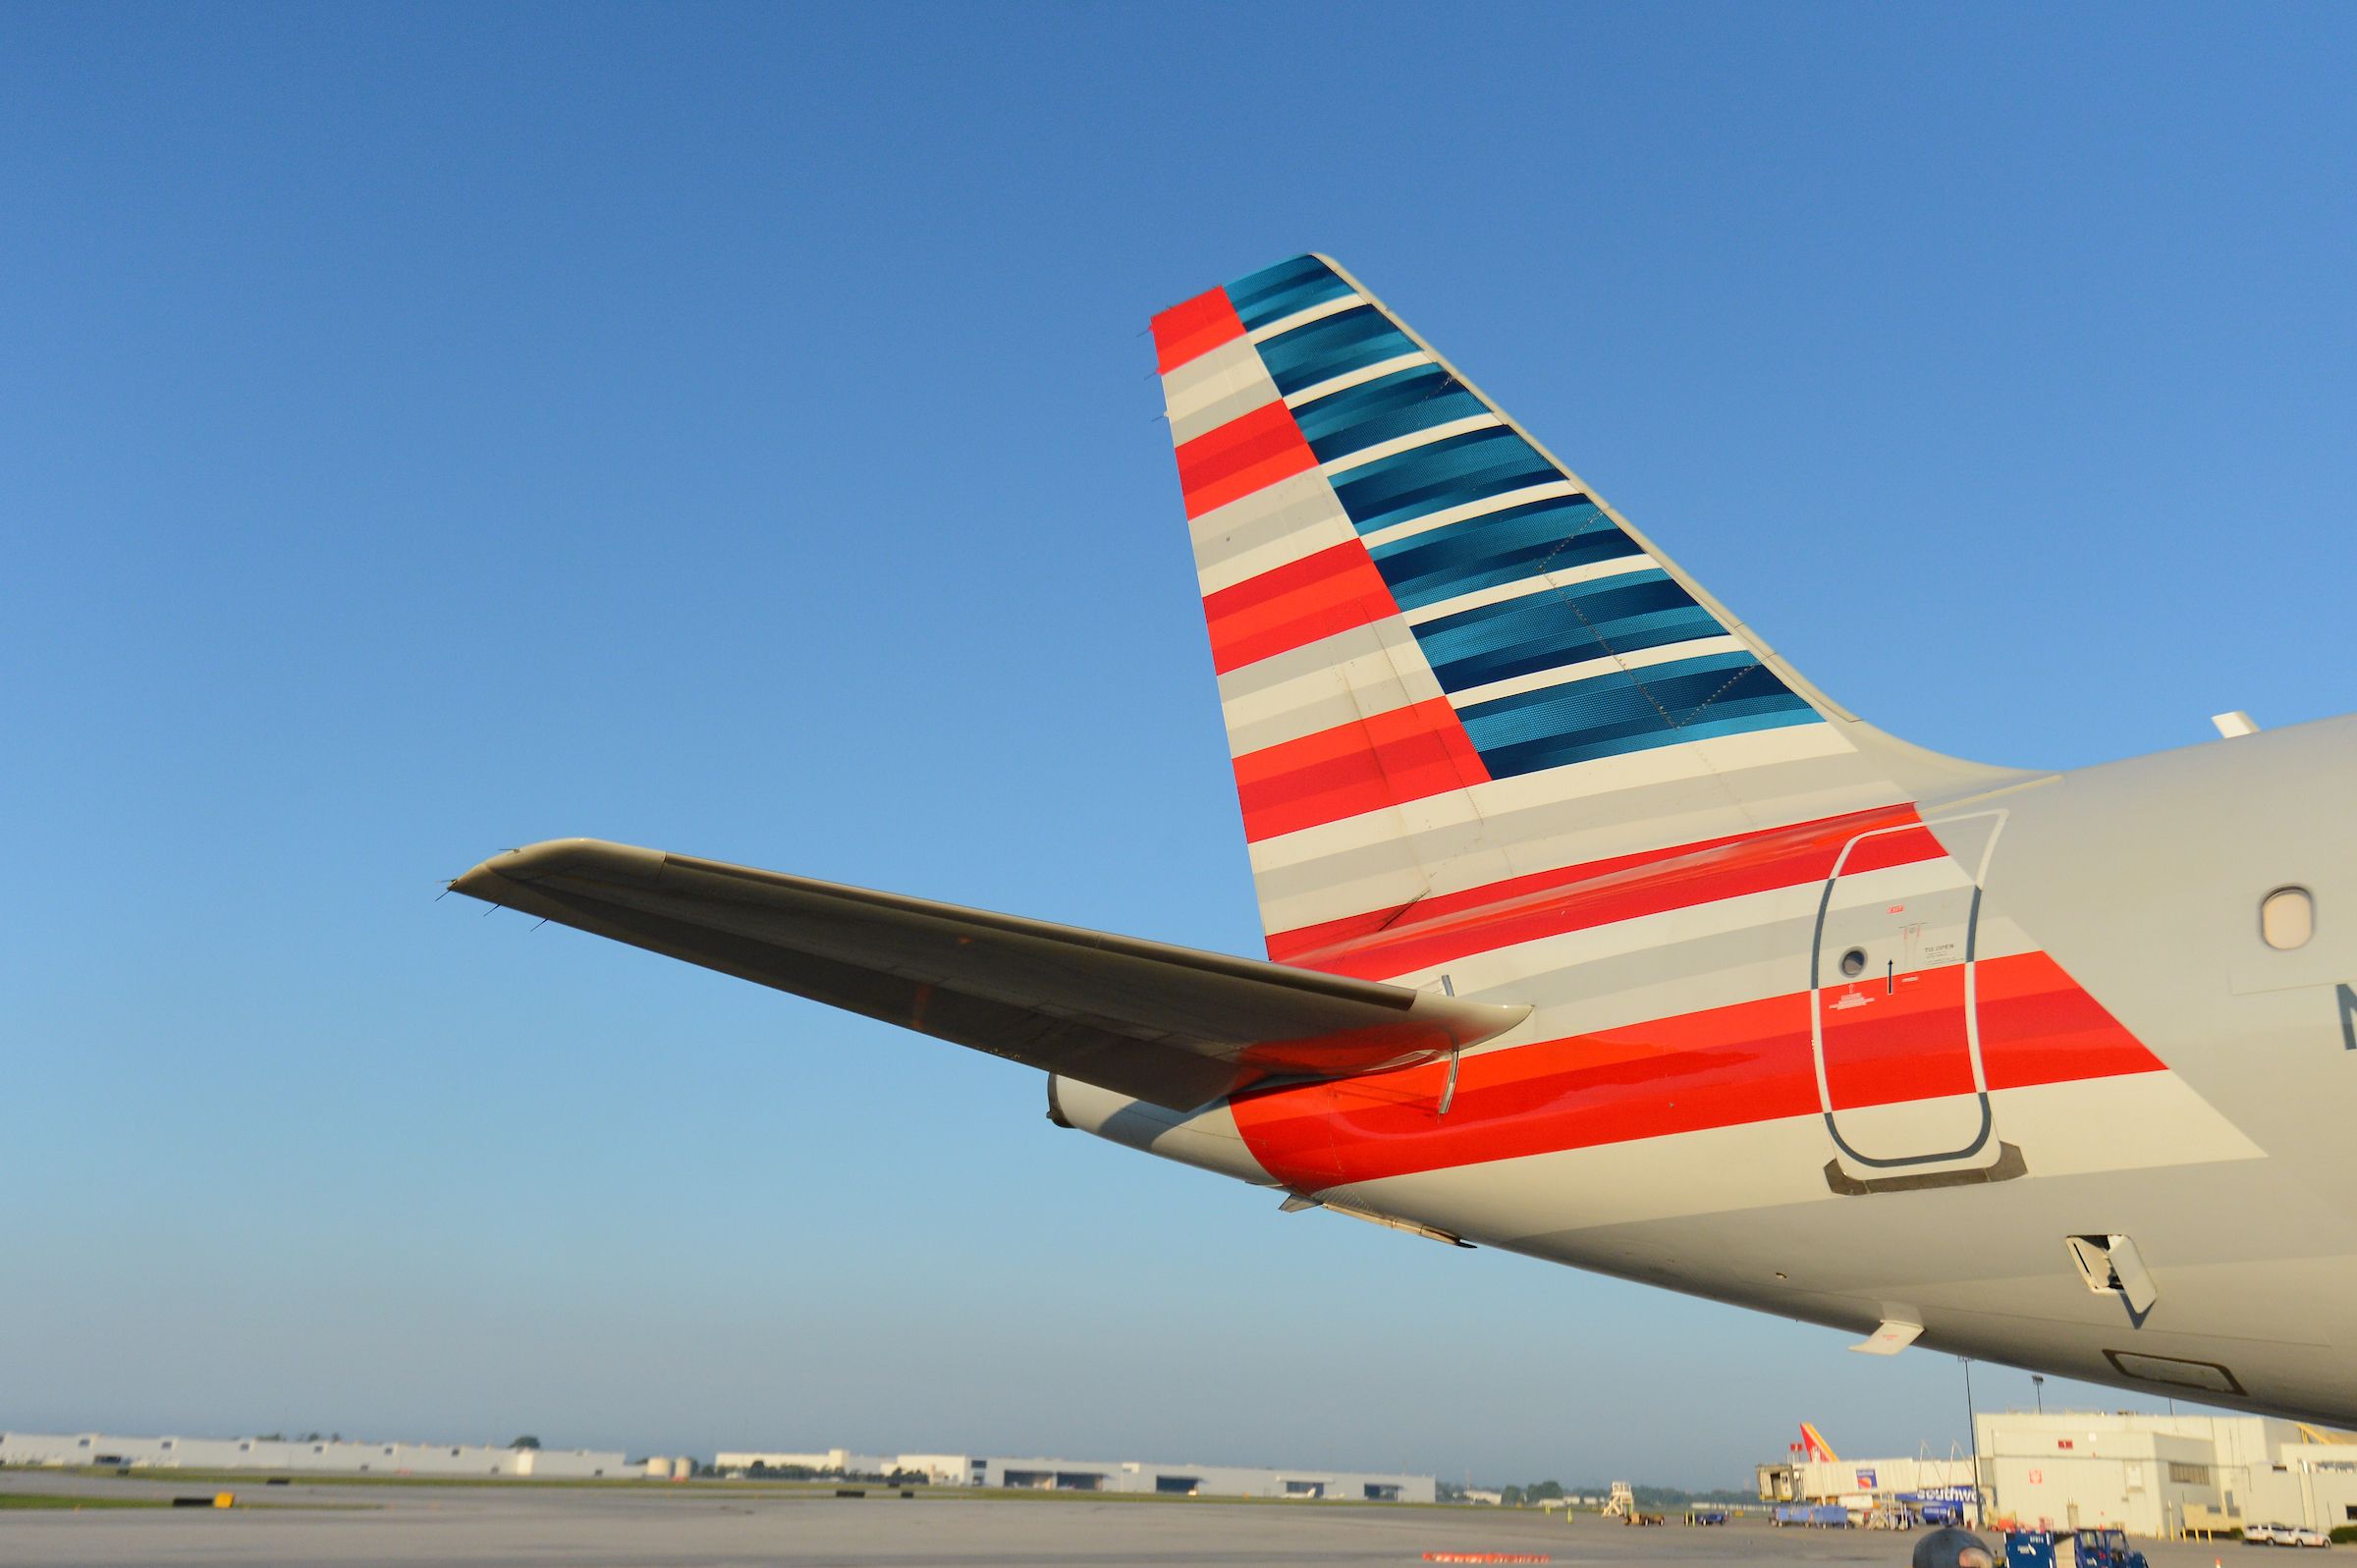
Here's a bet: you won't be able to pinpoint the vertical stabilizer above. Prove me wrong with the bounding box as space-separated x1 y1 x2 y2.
1152 255 2014 973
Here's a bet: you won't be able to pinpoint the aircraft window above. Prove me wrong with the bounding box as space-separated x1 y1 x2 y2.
2261 888 2314 950
1838 947 1867 978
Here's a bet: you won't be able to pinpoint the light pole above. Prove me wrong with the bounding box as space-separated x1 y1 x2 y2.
1962 1357 1987 1528
2033 1375 2045 1415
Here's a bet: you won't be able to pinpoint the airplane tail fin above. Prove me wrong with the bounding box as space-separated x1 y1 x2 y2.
1799 1422 1840 1463
1152 255 2012 978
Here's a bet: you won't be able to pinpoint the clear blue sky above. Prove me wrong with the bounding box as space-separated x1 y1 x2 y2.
4 3 2351 1485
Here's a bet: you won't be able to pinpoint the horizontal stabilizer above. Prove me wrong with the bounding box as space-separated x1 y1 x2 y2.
450 838 1529 1110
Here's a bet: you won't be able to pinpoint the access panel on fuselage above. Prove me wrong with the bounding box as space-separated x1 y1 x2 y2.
1811 813 2004 1168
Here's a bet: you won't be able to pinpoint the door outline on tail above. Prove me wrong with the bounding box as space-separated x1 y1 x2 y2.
1808 810 2008 1169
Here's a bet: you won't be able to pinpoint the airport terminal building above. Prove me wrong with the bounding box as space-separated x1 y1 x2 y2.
714 1449 1435 1502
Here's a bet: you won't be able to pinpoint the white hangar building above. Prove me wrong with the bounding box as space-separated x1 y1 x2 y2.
713 1448 1433 1501
0 1431 631 1479
1763 1411 2357 1538
1975 1410 2357 1538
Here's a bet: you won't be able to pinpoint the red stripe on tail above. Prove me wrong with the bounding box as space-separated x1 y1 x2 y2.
1230 951 2161 1190
1979 950 2165 1089
1233 985 1823 1190
1205 540 1396 676
1233 697 1490 843
1152 288 1246 374
1176 402 1317 519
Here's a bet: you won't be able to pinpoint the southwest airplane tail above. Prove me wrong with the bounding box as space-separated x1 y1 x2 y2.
457 254 2357 1427
1799 1422 1839 1464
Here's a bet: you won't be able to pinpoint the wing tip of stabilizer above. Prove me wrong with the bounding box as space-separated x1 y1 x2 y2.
1402 989 1533 1052
449 837 666 902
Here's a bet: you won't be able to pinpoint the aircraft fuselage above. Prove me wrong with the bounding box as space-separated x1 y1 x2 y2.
1057 716 2357 1423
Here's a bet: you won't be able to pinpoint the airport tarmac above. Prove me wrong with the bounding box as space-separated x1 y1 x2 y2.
0 1472 2268 1568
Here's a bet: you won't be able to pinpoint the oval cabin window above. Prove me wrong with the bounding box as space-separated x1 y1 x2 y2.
2260 887 2314 950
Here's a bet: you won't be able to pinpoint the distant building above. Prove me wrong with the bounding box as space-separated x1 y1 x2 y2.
712 1448 891 1475
979 1456 1429 1501
892 1452 979 1486
1757 1411 2357 1538
0 1432 630 1478
1757 1451 1977 1505
713 1447 1434 1502
1976 1410 2357 1538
